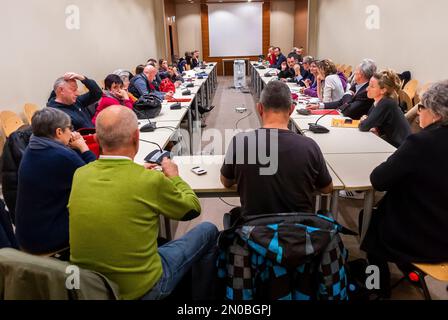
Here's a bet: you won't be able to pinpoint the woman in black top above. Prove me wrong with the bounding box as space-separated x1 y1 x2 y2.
362 80 448 296
359 70 411 147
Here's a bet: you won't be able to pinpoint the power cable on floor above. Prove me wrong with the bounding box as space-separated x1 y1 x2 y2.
235 111 253 130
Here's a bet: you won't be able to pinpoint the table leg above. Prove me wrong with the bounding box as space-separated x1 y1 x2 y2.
187 106 193 155
206 79 210 109
330 190 339 220
360 189 375 243
164 216 172 240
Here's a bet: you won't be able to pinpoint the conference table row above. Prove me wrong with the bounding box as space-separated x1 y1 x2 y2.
248 61 397 242
135 60 395 243
137 62 218 156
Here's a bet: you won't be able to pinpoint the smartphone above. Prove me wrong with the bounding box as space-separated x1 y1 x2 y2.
191 166 207 175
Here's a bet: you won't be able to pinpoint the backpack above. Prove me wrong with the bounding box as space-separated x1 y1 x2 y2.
133 94 162 119
1 125 32 224
159 78 175 93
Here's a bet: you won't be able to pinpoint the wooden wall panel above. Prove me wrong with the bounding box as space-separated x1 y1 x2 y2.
201 2 270 76
294 0 309 54
164 0 179 64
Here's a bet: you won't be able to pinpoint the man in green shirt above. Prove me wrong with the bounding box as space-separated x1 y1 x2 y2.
68 106 218 300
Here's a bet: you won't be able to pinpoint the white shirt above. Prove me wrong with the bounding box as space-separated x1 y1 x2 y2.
99 155 132 161
322 74 345 103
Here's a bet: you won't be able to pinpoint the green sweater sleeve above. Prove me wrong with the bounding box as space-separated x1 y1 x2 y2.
154 175 201 221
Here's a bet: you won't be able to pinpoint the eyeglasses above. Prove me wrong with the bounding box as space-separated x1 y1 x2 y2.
66 125 74 131
417 104 427 112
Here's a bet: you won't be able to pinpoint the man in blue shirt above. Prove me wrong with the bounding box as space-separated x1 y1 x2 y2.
47 72 102 130
128 65 173 101
270 47 287 70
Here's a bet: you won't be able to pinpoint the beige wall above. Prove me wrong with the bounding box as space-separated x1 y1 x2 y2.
315 0 448 83
270 1 296 53
176 3 202 59
0 0 166 114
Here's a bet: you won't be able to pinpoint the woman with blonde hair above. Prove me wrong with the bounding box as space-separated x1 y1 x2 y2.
359 70 411 147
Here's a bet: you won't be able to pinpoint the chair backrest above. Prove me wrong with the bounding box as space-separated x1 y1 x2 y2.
0 248 120 300
23 103 39 124
343 65 353 79
398 89 414 112
413 263 448 282
0 111 24 138
403 79 419 100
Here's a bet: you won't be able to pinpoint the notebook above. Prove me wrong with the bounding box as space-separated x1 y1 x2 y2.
331 118 361 128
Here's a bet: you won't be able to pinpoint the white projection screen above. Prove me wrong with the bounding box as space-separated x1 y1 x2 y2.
208 3 263 57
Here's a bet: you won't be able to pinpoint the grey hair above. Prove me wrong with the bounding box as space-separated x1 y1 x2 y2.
421 80 448 123
260 80 292 111
358 59 377 80
32 108 71 138
53 77 68 92
303 56 314 64
113 69 132 82
96 106 139 150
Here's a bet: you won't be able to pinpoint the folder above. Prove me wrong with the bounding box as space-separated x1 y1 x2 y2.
331 118 361 128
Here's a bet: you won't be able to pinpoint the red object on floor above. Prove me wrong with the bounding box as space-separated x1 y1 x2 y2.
408 272 420 282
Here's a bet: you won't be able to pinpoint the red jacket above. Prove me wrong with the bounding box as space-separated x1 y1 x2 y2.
92 93 133 125
268 54 277 66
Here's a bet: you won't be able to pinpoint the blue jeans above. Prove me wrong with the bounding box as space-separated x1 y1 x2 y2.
141 222 219 300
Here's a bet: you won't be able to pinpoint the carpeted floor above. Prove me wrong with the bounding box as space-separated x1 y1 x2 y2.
173 76 448 300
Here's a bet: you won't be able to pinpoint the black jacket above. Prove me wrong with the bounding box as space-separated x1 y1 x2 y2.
359 97 411 147
0 199 17 249
277 67 295 79
271 54 287 70
325 83 373 120
47 78 101 130
1 125 32 224
363 124 448 263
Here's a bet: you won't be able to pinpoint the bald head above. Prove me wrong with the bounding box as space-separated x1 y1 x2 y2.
96 106 139 152
143 65 157 82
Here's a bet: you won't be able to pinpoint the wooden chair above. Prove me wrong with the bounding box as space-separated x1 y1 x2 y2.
0 111 24 138
338 64 347 73
403 79 419 101
411 263 448 300
343 65 353 79
23 103 39 124
398 89 414 112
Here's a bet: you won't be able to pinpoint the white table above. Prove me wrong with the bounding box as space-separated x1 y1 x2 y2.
325 153 393 241
134 121 180 164
173 155 344 215
173 155 237 197
154 102 189 123
291 116 397 154
250 60 398 245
